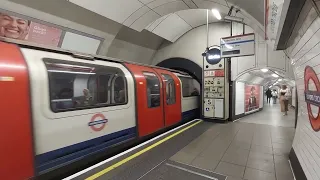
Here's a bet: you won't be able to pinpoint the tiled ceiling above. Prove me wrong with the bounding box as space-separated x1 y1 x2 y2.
68 0 264 42
238 69 296 88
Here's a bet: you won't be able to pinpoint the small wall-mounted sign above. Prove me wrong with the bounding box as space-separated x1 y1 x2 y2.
220 33 255 58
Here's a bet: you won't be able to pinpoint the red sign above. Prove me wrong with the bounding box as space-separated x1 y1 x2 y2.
88 113 108 132
304 66 320 131
204 70 224 77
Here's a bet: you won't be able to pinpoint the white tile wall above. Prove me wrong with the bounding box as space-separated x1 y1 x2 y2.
235 81 245 115
287 6 320 180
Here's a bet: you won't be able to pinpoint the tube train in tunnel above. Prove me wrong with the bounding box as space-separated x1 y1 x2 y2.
0 41 200 179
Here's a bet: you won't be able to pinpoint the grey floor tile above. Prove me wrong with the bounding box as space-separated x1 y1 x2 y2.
250 144 273 154
246 157 275 173
273 147 291 156
274 154 289 164
222 149 250 166
252 139 272 147
276 173 294 180
191 156 219 171
229 140 251 150
170 151 197 164
244 167 276 180
275 161 294 177
272 137 293 144
226 176 243 180
214 162 245 178
199 145 228 161
248 151 274 163
272 142 292 150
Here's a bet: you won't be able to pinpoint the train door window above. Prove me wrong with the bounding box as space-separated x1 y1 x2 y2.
143 72 160 108
178 76 199 97
112 75 127 104
162 74 176 105
43 58 127 112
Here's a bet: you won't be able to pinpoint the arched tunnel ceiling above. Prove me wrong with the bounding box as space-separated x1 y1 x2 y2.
237 69 296 88
68 0 265 42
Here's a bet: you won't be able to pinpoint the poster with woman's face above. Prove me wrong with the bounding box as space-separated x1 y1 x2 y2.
0 12 62 46
245 85 260 112
0 13 30 40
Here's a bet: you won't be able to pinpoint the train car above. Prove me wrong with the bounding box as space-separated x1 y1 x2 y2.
0 41 199 180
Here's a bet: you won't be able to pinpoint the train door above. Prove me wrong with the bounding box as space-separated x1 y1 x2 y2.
124 63 164 137
154 68 182 127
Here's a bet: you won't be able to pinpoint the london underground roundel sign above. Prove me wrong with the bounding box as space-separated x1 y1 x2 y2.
304 66 320 131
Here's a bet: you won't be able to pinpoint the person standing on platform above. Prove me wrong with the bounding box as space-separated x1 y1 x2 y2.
266 88 272 104
279 85 291 116
272 89 278 104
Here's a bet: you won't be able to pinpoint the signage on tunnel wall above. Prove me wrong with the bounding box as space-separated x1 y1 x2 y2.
220 33 255 58
304 66 320 132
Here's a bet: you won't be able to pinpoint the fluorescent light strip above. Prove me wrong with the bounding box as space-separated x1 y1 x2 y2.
212 9 221 20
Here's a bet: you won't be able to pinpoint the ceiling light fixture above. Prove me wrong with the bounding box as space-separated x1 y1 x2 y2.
212 9 221 20
261 68 268 73
272 73 279 78
278 79 282 81
208 54 221 60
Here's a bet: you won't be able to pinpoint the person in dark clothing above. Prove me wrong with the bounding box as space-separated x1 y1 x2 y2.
266 88 272 104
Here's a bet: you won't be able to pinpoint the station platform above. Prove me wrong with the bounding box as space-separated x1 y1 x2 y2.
64 104 295 180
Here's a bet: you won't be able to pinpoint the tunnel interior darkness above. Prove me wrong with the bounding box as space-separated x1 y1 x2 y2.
156 58 202 85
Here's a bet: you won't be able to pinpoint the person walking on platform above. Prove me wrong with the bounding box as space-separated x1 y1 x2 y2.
266 88 272 104
279 85 291 116
272 89 278 104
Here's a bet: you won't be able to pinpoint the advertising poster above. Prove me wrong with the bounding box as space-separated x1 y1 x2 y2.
245 84 260 113
0 11 62 46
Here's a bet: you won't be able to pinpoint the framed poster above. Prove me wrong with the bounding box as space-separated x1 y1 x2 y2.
0 11 62 46
245 84 260 113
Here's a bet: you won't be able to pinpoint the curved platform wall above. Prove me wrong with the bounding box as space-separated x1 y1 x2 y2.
152 22 231 67
152 22 294 81
285 2 320 180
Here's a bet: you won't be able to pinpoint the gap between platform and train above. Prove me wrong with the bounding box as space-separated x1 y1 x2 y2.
63 119 203 180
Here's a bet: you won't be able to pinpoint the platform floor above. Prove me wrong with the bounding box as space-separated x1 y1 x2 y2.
67 103 295 180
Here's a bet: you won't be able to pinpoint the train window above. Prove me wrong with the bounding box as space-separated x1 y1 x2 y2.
178 76 199 97
162 74 176 105
112 76 127 104
143 72 160 108
43 58 128 112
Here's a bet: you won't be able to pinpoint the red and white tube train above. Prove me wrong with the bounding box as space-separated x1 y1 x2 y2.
0 41 199 179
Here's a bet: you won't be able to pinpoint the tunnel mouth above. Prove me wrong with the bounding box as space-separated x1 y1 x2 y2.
156 58 202 84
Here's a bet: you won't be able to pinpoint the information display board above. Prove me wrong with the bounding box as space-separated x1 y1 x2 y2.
220 33 255 58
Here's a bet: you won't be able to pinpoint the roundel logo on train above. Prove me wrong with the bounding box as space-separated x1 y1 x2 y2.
88 113 108 131
304 66 320 132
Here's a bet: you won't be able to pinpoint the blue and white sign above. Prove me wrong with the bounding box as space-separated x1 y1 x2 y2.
220 33 255 58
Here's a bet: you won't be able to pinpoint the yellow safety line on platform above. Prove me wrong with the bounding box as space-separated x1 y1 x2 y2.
85 120 203 180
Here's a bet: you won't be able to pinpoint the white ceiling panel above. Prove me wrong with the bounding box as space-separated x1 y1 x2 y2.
139 0 156 4
146 14 171 31
176 9 220 28
153 1 189 16
130 10 161 32
123 6 150 27
182 0 198 8
193 0 228 7
68 0 143 23
152 14 192 41
147 0 180 9
192 0 229 13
